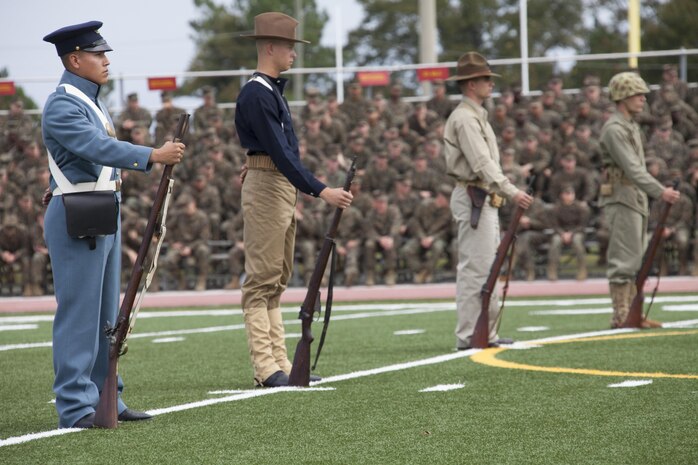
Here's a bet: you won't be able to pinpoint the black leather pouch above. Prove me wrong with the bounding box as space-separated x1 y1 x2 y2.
62 191 118 248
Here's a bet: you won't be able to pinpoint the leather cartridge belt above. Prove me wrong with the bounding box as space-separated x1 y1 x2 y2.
52 179 121 196
246 154 278 171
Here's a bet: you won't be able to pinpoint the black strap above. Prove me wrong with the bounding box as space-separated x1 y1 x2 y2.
312 239 336 371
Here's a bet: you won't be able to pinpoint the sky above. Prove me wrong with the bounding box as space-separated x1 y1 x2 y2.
0 0 363 112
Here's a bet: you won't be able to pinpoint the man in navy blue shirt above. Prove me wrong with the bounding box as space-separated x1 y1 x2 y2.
235 12 352 388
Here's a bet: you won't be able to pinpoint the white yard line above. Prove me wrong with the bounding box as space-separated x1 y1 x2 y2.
0 324 38 331
607 380 653 388
0 307 455 352
1 320 696 448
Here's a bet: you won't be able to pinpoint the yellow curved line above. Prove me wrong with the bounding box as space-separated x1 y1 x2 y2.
470 330 698 380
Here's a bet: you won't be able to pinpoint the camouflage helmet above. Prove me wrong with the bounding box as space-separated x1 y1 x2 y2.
608 72 649 102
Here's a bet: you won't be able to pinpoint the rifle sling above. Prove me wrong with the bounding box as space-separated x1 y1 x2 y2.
312 239 337 371
124 177 175 353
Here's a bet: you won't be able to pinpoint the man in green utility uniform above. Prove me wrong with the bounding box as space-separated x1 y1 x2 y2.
599 72 680 328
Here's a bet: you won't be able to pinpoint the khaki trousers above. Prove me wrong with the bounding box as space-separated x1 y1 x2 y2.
241 166 297 383
450 185 501 348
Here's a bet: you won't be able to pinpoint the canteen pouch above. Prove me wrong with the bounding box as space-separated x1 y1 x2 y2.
62 191 118 249
466 185 488 229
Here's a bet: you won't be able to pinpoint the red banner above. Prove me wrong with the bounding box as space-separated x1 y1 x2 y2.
148 77 177 91
0 81 16 96
356 71 390 87
417 67 450 82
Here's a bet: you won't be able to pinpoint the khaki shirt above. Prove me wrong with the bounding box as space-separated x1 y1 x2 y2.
444 97 518 199
599 112 664 216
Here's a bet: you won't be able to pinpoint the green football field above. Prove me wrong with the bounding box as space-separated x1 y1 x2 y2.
1 294 697 465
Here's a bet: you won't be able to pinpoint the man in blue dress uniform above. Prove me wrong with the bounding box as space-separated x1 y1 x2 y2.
42 21 185 428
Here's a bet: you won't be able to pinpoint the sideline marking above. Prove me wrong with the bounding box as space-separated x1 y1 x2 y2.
517 326 550 332
420 384 465 392
394 329 425 335
0 306 455 352
608 380 653 388
152 337 185 344
0 324 38 331
471 330 698 380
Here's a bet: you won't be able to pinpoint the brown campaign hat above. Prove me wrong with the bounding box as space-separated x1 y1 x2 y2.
241 12 310 44
447 52 500 82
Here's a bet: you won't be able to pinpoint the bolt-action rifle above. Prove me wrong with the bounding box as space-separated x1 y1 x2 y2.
622 179 679 328
471 176 535 349
94 114 189 428
288 157 356 387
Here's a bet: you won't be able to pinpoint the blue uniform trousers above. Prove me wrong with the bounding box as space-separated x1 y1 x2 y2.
45 197 127 428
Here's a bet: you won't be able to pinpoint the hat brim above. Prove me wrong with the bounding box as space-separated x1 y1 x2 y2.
240 33 310 44
82 42 113 53
446 71 501 82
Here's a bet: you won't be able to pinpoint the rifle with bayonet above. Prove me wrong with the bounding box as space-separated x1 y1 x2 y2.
471 176 535 349
621 179 679 328
94 113 189 428
288 157 357 387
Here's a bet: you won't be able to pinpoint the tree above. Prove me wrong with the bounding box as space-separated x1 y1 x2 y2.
185 0 333 101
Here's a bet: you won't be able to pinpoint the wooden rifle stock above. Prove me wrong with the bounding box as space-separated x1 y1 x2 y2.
621 179 679 328
471 178 534 349
288 157 356 386
94 114 190 428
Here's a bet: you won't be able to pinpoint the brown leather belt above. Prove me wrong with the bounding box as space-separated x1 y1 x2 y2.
246 154 277 171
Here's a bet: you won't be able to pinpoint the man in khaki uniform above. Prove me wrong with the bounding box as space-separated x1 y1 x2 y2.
443 52 532 350
599 72 680 328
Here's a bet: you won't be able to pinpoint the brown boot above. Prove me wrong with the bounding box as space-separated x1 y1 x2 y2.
609 282 630 328
641 317 662 329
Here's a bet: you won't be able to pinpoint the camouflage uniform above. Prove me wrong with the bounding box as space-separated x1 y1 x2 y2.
363 195 403 286
154 92 186 146
361 155 398 194
294 197 322 285
336 205 365 286
511 198 550 281
547 189 590 281
221 212 245 290
116 93 153 142
649 193 694 275
162 196 211 290
0 217 30 295
401 187 453 283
